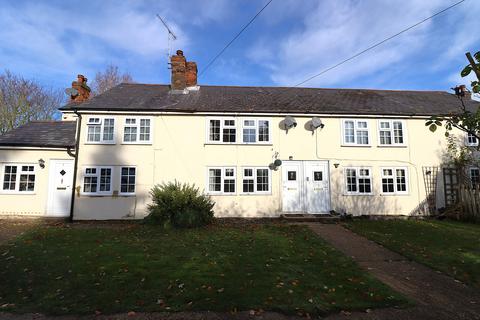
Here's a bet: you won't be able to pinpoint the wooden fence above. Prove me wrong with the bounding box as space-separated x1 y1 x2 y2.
458 185 480 222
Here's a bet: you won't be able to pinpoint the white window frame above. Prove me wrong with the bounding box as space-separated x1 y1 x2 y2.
241 119 271 144
466 132 479 147
206 117 237 144
344 167 373 195
206 167 236 195
377 120 407 146
341 119 370 146
85 117 116 144
469 167 480 187
0 164 36 194
81 166 114 196
241 167 271 195
122 117 153 144
119 166 136 196
381 167 409 195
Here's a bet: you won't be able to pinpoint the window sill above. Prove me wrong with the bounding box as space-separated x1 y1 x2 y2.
380 193 410 196
204 143 273 146
207 193 237 196
0 192 36 195
84 142 116 145
340 144 371 148
240 192 272 196
343 193 374 196
121 142 152 145
377 145 407 148
80 193 113 197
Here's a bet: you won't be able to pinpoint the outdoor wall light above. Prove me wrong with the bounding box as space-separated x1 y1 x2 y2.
289 156 293 160
334 163 340 168
38 158 45 169
274 159 282 167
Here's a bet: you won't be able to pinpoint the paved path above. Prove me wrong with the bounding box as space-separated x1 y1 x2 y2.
305 223 480 320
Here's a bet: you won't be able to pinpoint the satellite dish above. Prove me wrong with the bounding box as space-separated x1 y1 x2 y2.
284 116 297 130
310 117 325 130
65 87 79 96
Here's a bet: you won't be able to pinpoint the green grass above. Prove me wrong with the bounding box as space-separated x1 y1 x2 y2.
345 219 480 287
0 223 406 316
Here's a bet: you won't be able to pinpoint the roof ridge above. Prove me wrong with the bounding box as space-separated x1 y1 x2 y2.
118 82 449 93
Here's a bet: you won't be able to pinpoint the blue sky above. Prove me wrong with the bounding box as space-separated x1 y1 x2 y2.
0 0 479 93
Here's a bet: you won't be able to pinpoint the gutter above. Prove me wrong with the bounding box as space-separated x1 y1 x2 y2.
69 110 82 222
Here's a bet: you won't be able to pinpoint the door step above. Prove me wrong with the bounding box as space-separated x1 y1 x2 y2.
280 213 341 223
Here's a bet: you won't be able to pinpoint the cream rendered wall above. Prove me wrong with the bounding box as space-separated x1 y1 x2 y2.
0 148 73 216
73 112 455 219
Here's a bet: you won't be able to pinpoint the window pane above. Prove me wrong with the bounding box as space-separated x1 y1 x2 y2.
380 130 392 145
209 169 221 192
393 122 403 144
346 169 357 192
356 130 369 144
140 119 151 141
102 119 114 141
209 120 221 141
243 128 256 143
344 121 355 143
19 173 35 192
358 178 371 193
87 125 101 142
396 169 406 192
382 178 394 193
313 171 323 181
223 128 236 142
121 167 136 193
3 165 17 191
256 169 269 192
99 168 111 192
287 171 296 181
84 176 97 193
258 120 269 142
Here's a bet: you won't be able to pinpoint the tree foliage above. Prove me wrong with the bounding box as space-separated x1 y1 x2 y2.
0 70 62 135
91 64 133 96
426 51 480 140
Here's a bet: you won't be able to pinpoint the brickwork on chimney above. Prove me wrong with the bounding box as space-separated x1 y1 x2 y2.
170 50 197 91
70 75 91 102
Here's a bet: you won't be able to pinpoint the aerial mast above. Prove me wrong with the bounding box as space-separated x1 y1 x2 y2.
156 14 177 60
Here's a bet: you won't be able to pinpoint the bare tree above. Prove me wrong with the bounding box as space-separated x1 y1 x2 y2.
0 70 62 135
91 64 133 96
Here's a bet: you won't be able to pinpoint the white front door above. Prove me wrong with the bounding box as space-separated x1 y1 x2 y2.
47 160 74 217
282 161 331 214
305 161 331 213
282 161 303 212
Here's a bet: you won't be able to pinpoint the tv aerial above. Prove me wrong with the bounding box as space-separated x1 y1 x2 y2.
65 87 79 97
156 14 177 60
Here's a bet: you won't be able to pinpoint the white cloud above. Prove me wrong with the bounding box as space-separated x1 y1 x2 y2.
247 0 480 88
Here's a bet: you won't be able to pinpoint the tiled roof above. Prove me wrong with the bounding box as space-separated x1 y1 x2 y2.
0 121 76 148
61 83 479 116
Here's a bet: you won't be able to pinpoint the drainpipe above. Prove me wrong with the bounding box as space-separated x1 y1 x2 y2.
69 110 82 222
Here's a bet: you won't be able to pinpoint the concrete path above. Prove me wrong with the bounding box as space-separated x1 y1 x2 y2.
305 223 480 320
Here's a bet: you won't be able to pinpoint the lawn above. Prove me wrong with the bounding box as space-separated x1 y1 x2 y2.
0 223 406 316
345 219 480 287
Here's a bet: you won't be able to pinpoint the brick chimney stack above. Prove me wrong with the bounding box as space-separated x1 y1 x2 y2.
170 50 198 92
69 75 91 102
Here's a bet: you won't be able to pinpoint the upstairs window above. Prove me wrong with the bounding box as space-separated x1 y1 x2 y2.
466 133 479 146
86 117 115 143
381 168 408 194
379 120 405 146
123 118 152 144
345 167 372 195
242 119 271 143
207 167 236 194
342 120 369 145
206 118 271 144
1 165 36 193
207 118 236 143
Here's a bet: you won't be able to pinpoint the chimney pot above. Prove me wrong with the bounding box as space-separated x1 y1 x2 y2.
69 74 91 102
170 49 198 91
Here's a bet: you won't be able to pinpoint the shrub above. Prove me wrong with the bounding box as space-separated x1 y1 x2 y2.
145 181 215 228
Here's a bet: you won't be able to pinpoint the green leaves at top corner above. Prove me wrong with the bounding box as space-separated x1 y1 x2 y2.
474 51 480 63
461 65 472 77
429 124 437 132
